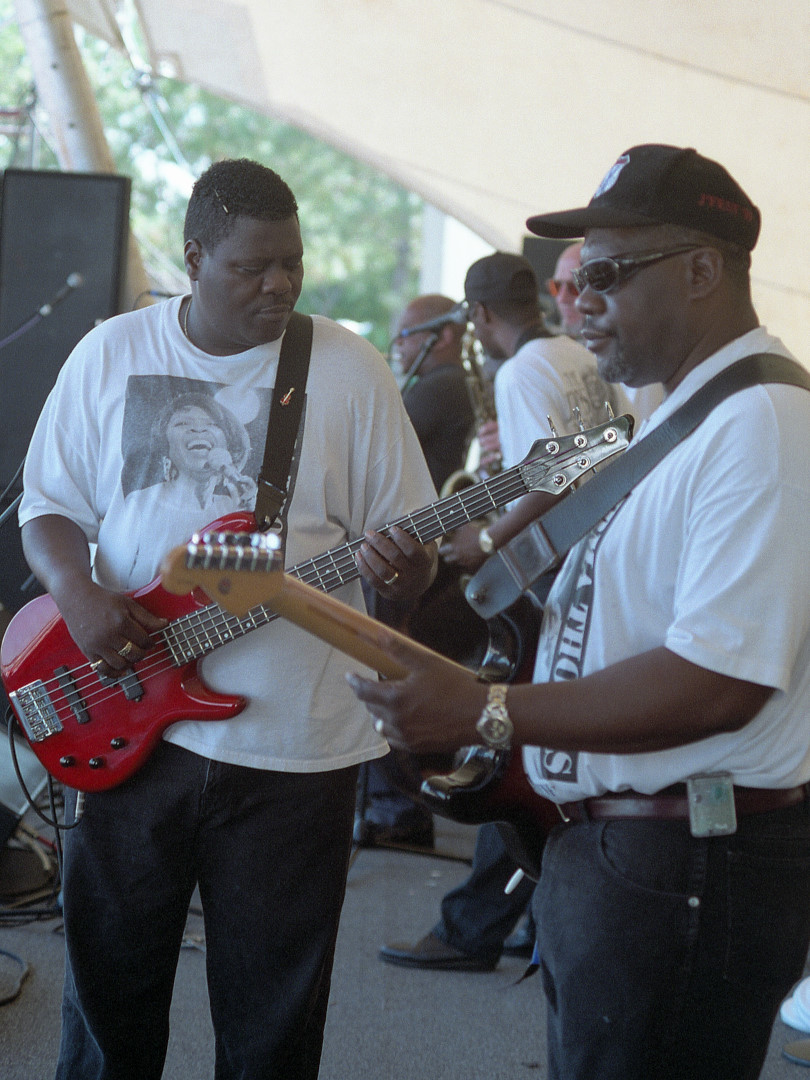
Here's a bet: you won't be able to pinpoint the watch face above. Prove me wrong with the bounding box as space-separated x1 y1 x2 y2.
487 718 509 742
477 711 513 749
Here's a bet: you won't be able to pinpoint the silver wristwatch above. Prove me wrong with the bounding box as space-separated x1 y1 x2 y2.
475 683 513 748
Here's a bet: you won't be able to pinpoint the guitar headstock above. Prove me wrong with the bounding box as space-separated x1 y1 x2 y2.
161 531 284 615
161 530 469 680
520 413 633 495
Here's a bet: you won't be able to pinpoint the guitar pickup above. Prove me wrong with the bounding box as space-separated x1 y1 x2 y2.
97 667 144 702
55 665 90 724
9 681 63 743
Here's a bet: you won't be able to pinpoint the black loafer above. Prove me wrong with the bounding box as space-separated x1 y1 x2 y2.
356 821 435 850
379 932 497 972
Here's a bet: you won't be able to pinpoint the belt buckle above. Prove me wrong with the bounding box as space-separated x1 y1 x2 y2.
686 774 737 836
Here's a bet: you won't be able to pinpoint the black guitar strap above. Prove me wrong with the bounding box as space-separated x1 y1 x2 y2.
254 312 313 532
466 353 810 619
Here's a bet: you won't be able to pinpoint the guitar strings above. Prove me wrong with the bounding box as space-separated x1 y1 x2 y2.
15 436 615 727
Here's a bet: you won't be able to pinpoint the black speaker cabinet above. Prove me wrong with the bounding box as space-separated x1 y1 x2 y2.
0 168 131 612
521 236 571 328
521 236 569 296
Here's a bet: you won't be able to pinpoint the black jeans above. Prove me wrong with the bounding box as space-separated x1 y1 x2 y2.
55 742 359 1080
534 802 810 1080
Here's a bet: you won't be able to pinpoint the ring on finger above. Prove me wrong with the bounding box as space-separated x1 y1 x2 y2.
383 570 399 586
90 658 105 672
118 640 136 661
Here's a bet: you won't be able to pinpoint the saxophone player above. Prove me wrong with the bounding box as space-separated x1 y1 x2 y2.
389 295 475 493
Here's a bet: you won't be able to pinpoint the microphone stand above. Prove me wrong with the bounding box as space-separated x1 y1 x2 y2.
0 275 84 356
398 332 439 395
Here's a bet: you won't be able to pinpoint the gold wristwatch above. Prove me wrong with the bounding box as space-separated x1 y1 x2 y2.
478 526 496 555
475 684 513 748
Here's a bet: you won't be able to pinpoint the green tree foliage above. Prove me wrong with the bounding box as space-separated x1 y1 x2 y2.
0 2 422 349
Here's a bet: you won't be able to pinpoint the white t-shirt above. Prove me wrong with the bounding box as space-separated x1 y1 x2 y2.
20 297 437 773
524 328 810 800
494 334 634 469
623 382 665 423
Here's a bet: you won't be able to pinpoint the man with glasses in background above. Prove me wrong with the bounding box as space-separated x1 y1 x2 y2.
545 241 585 337
349 144 810 1080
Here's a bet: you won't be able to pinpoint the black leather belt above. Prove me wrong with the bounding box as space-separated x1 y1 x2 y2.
559 783 809 823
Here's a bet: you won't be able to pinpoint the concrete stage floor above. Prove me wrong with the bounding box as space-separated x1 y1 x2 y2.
1 808 809 1079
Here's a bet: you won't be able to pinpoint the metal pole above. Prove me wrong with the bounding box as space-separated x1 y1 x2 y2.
12 0 153 309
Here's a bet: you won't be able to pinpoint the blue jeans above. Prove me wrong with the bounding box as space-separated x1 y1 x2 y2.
55 742 359 1080
434 822 536 962
534 802 810 1080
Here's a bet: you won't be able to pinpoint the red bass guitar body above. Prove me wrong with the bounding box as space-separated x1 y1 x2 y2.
1 513 256 793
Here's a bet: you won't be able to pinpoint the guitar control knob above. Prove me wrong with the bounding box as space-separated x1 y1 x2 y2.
88 757 106 769
110 737 127 750
59 755 75 768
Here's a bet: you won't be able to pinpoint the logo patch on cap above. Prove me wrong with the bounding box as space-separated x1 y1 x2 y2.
593 154 630 199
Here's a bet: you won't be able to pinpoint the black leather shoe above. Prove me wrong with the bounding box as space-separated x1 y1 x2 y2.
355 820 435 850
379 932 497 972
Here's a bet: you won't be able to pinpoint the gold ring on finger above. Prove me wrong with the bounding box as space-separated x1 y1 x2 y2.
118 640 136 661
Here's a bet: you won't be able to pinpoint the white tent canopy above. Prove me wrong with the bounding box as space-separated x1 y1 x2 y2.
60 0 810 346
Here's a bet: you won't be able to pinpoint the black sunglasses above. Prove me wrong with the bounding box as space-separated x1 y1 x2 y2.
572 245 702 294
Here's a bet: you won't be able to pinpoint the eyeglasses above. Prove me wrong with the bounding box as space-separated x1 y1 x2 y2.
546 278 579 299
571 245 702 294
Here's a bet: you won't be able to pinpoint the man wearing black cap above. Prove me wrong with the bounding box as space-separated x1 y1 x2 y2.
348 144 810 1079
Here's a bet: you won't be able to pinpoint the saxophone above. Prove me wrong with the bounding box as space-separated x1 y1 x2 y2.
440 328 501 497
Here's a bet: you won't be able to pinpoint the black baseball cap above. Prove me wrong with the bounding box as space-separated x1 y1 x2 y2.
464 252 538 305
526 144 760 251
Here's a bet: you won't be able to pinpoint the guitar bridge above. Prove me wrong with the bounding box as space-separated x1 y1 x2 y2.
9 681 63 743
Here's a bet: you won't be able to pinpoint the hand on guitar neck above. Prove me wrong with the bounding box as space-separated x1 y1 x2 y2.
440 489 560 574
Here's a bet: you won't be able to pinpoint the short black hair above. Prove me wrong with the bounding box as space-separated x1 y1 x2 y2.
184 158 299 250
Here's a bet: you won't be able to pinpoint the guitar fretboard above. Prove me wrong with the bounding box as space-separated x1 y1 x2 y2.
161 454 547 665
159 415 629 666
